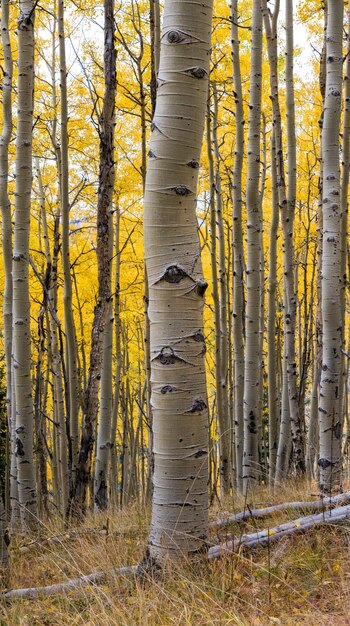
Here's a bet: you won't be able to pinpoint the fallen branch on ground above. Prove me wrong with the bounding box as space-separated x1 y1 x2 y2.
6 501 350 599
5 565 138 600
214 491 350 528
209 503 350 558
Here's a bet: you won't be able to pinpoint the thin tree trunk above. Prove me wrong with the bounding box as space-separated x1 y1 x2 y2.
230 0 245 492
144 0 212 563
207 95 230 496
262 0 305 474
0 0 20 528
268 133 279 484
212 84 231 494
58 0 80 494
319 0 344 493
339 1 350 444
12 0 38 529
72 0 116 515
110 203 122 507
242 0 263 493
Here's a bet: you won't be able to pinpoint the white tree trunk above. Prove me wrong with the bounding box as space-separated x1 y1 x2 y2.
267 133 279 483
12 0 38 528
319 0 344 493
58 0 80 490
231 0 245 493
144 0 213 562
242 0 263 492
0 0 20 528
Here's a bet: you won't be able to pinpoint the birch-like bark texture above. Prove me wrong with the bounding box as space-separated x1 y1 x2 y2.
263 0 305 474
0 0 20 527
110 202 122 506
207 95 230 496
37 162 68 516
212 84 230 495
144 0 212 562
307 14 327 479
230 0 245 492
72 0 116 514
58 0 80 491
12 0 38 528
215 490 350 527
94 207 114 510
319 0 344 493
275 349 291 484
209 504 350 558
267 133 279 483
242 0 263 492
339 1 350 438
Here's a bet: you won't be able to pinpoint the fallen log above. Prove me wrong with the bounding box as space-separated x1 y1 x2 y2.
6 502 350 599
209 503 350 558
214 491 350 528
5 565 138 600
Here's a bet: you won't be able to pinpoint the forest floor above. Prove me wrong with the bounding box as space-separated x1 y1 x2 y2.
2 480 350 625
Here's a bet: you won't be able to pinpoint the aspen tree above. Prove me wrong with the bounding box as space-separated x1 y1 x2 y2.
319 0 344 493
242 0 263 492
36 162 68 516
307 6 327 478
110 201 122 506
339 1 350 437
212 85 230 487
58 0 80 490
207 90 231 496
230 0 245 491
12 0 38 527
263 0 305 475
73 0 116 513
93 0 116 512
144 0 212 562
0 0 20 526
268 133 279 483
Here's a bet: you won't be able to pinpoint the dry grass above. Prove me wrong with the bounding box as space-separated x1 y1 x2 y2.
2 481 350 625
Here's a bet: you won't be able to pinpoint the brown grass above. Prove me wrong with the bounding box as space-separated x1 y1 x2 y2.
2 481 350 625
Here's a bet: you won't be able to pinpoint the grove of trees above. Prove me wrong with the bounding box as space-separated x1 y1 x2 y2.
1 0 350 603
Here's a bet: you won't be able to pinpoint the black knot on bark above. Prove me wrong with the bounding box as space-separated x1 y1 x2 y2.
18 11 34 29
173 185 192 196
192 330 204 342
163 264 188 283
195 279 208 296
160 385 175 394
148 150 157 159
194 449 207 458
157 347 177 365
186 398 207 413
166 30 185 43
318 457 333 469
187 159 200 169
187 67 207 79
15 438 25 457
334 421 341 440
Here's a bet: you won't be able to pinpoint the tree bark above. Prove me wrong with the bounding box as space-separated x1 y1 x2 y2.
230 0 245 492
58 0 80 493
144 0 212 562
0 0 20 528
268 133 279 484
72 0 116 514
12 0 38 529
319 0 344 493
263 0 305 474
242 0 263 493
